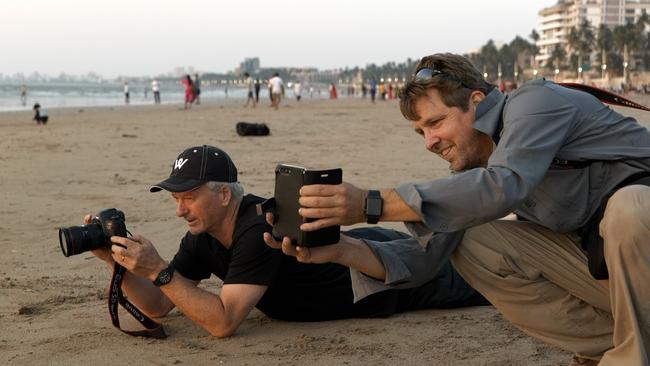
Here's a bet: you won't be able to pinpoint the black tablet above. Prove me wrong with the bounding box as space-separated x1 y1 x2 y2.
272 164 342 247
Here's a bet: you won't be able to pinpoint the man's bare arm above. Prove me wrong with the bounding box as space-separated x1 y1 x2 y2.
155 274 267 337
111 235 267 337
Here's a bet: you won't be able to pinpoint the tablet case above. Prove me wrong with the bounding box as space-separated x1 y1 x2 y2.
272 164 342 247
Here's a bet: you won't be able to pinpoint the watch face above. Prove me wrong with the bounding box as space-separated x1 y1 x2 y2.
366 198 382 216
157 270 172 285
160 271 171 283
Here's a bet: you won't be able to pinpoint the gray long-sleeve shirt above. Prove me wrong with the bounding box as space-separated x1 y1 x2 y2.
352 79 650 300
397 79 650 234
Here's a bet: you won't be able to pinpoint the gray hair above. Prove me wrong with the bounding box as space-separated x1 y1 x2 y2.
205 181 244 201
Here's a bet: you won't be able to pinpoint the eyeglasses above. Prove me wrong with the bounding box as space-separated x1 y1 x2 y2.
413 67 472 90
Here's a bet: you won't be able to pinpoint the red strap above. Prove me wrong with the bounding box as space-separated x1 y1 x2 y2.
559 83 650 112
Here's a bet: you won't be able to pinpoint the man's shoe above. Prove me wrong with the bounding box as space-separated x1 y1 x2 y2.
569 355 599 366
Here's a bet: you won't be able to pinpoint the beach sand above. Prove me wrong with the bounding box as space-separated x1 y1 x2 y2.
1 96 648 365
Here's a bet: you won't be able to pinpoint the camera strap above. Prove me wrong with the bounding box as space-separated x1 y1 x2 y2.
109 262 167 339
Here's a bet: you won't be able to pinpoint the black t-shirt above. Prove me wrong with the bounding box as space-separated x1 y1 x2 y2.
170 194 401 321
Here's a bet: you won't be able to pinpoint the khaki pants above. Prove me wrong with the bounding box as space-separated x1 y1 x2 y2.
452 185 650 365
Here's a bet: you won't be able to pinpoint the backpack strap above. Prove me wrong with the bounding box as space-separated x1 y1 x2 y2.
491 82 650 167
559 83 650 111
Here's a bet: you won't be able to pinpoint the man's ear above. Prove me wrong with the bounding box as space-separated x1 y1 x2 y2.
470 90 486 108
220 186 232 206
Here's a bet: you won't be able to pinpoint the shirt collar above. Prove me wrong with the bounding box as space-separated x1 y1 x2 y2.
472 89 506 139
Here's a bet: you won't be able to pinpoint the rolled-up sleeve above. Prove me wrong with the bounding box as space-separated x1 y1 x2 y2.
349 231 465 302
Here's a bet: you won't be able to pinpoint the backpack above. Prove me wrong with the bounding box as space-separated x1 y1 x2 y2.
236 122 270 136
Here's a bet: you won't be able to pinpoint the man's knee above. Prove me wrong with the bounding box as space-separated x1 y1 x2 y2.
452 222 500 279
601 185 650 253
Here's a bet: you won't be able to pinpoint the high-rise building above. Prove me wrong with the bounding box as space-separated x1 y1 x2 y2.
236 58 261 75
536 0 650 66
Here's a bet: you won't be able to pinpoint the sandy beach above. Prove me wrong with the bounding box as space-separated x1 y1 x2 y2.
1 95 648 365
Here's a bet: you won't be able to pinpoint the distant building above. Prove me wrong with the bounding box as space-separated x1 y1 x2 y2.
236 58 261 75
536 0 650 66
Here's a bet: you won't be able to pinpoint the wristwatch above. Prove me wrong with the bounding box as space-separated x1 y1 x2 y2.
365 190 383 224
153 264 175 287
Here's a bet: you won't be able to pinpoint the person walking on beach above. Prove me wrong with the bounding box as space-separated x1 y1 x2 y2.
244 73 256 108
81 145 487 338
268 73 283 110
124 82 130 104
181 75 195 110
285 53 650 366
152 79 161 104
369 78 377 103
293 81 302 102
329 83 338 99
194 74 201 105
20 85 27 106
254 79 261 103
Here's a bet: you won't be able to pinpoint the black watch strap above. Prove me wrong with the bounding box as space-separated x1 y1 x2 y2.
365 190 383 224
153 264 175 287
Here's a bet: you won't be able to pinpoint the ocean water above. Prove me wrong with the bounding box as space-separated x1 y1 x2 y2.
0 82 256 112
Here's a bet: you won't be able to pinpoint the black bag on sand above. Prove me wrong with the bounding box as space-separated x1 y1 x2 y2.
236 122 270 136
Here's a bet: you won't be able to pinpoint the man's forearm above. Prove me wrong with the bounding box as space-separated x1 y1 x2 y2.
336 236 386 281
379 189 421 222
101 259 174 318
156 275 244 338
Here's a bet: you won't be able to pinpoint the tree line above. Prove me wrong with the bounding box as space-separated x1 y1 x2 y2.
335 11 649 84
470 11 650 81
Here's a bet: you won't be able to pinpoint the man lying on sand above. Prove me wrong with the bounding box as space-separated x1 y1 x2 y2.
275 53 650 366
86 145 486 338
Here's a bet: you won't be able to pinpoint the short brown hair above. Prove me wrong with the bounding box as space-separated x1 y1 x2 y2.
399 53 493 121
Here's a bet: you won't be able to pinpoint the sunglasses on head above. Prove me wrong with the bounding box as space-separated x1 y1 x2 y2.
414 67 472 90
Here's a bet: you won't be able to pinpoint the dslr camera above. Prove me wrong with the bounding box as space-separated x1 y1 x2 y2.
58 208 127 257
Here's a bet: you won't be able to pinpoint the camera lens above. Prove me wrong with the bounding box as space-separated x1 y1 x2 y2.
58 224 106 257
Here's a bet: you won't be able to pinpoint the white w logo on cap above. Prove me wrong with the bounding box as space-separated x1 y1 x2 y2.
174 158 189 170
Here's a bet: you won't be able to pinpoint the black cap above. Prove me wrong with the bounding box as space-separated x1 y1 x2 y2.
150 145 238 193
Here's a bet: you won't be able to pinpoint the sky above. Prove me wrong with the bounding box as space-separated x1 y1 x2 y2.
1 0 557 78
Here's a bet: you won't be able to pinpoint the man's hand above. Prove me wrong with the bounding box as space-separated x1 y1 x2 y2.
263 232 344 264
110 235 167 281
298 182 366 231
263 212 343 264
83 214 114 264
264 211 386 280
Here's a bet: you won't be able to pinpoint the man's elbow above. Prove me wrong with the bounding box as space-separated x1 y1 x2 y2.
146 299 175 318
210 329 234 338
207 320 238 338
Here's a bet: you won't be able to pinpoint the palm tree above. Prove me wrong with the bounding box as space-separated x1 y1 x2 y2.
643 31 650 71
567 19 594 76
596 24 614 78
476 40 500 81
497 43 516 80
547 45 567 73
635 10 650 70
509 36 535 82
613 19 646 74
529 29 541 69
